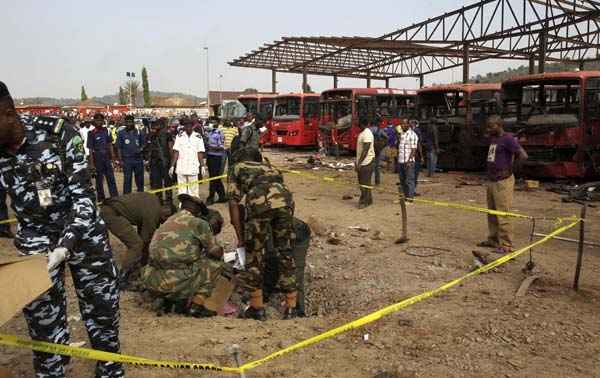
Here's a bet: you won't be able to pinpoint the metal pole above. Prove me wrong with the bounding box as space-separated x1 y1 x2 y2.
529 56 536 75
366 71 371 88
396 192 409 244
579 61 585 71
463 43 470 84
573 205 587 290
271 70 277 93
533 233 599 248
333 75 338 89
302 69 307 93
204 47 210 115
385 78 390 89
419 75 424 89
538 30 547 74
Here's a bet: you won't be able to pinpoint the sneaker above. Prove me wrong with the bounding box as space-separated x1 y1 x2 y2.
188 303 217 318
240 306 266 321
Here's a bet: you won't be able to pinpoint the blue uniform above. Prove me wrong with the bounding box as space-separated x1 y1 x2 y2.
117 127 145 194
0 115 123 378
87 127 118 201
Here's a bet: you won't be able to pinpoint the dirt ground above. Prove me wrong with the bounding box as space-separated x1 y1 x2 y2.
1 148 600 378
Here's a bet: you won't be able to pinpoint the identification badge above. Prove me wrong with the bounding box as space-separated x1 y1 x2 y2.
36 182 53 207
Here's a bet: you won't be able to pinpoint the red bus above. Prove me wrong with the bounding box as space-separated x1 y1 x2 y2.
238 94 277 145
417 83 502 171
502 71 600 178
319 88 416 153
271 93 320 147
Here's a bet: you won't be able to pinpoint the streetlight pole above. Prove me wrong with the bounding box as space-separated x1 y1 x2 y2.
204 47 209 116
218 74 223 105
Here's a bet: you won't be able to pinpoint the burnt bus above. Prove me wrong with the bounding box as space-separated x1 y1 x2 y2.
502 71 600 179
417 84 502 171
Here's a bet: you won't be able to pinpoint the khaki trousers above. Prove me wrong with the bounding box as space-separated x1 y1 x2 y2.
101 205 144 274
486 175 515 248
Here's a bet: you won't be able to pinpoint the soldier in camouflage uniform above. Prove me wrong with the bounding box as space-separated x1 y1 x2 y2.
0 82 123 378
227 146 298 320
140 194 227 318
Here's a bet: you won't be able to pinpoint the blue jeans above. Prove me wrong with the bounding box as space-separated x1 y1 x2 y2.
123 159 144 194
373 151 383 185
427 149 438 176
95 157 118 201
398 162 416 198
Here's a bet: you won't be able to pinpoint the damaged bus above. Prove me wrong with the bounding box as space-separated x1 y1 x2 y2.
502 71 600 178
238 93 277 145
417 84 502 171
271 93 321 147
319 88 416 153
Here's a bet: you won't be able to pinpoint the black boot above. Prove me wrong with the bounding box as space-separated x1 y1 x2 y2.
240 306 266 321
188 303 217 318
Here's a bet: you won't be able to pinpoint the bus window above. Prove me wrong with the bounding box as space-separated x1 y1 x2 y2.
259 101 274 120
585 77 600 120
303 99 319 118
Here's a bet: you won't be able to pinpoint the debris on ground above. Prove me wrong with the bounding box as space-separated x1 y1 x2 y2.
307 216 328 236
547 181 600 202
349 225 370 232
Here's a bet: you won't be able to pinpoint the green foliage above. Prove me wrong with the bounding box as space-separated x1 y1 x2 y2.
80 86 88 101
472 61 600 84
118 86 127 105
142 67 151 107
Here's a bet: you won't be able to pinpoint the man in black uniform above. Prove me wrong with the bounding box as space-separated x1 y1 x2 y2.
0 82 123 378
145 118 174 207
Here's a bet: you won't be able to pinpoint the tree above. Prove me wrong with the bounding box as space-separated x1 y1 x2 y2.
80 86 88 102
123 80 141 106
118 86 127 105
242 88 258 94
141 66 151 107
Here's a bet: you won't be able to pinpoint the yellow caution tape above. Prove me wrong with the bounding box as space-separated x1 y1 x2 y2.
0 219 580 373
147 174 228 194
239 218 580 371
0 334 241 373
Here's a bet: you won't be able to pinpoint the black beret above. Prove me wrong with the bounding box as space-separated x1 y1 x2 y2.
0 81 10 98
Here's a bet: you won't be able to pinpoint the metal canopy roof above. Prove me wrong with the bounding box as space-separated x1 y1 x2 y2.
229 0 600 80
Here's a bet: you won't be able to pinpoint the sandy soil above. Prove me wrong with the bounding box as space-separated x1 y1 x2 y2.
1 149 599 378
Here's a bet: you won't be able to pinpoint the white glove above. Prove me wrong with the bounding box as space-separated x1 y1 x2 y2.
201 165 208 178
168 166 175 176
47 247 69 272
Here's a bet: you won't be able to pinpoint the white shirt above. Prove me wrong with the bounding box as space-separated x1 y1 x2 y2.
173 131 205 175
398 128 419 163
356 128 375 166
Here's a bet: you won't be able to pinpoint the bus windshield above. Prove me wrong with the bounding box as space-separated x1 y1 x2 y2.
274 97 301 120
503 79 581 125
418 91 466 118
239 99 258 115
321 91 353 130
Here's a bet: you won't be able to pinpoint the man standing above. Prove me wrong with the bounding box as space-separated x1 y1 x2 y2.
239 112 260 150
88 113 119 201
170 119 205 197
355 119 375 209
227 147 298 320
145 119 174 207
397 120 419 199
221 120 239 171
0 82 123 377
117 115 145 194
206 123 227 204
479 115 527 254
100 192 171 285
423 122 439 177
411 120 424 195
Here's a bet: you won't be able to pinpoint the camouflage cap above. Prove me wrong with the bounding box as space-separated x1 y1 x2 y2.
177 194 206 211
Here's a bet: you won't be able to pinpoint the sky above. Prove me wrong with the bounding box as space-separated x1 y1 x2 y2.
1 0 524 99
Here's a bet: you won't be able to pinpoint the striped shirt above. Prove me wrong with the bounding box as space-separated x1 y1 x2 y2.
398 128 419 163
221 126 239 150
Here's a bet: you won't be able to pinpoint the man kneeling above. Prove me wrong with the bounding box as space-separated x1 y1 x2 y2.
140 194 232 317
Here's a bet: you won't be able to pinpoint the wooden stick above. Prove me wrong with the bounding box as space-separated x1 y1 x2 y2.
573 205 587 291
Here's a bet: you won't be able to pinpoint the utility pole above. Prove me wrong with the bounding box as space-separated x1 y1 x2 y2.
204 47 210 114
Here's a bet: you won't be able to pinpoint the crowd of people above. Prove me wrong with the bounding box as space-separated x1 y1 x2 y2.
0 81 307 378
0 77 529 377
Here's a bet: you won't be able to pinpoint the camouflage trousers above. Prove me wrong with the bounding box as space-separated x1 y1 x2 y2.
141 255 225 302
22 222 123 378
238 207 296 293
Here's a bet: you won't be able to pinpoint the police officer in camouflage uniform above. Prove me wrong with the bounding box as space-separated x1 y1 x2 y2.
140 194 227 318
227 146 298 320
0 82 123 377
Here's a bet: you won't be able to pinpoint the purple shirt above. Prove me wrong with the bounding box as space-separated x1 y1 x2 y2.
487 132 521 181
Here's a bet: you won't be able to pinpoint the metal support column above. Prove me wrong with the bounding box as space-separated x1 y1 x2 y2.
419 75 424 89
538 30 547 74
385 78 390 88
271 70 277 93
579 61 585 71
366 72 371 88
333 75 338 89
302 70 308 93
463 44 470 84
529 56 536 74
